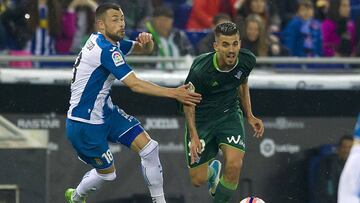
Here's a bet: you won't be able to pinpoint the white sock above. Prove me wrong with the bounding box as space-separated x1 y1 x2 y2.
139 140 166 203
71 191 85 203
74 169 116 201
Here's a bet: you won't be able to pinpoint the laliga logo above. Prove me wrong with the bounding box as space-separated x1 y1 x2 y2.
260 139 276 158
260 138 300 158
112 51 124 66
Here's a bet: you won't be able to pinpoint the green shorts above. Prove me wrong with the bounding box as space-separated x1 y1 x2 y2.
185 111 246 168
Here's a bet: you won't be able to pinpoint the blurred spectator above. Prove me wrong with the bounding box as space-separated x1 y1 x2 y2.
314 0 330 20
196 13 231 54
0 0 31 50
220 0 239 18
69 0 98 54
99 0 153 30
243 14 289 56
282 0 323 57
186 0 221 30
322 0 356 56
236 0 281 34
271 0 298 29
24 0 76 55
314 135 354 203
1 4 33 67
146 6 194 69
186 0 237 30
0 0 12 50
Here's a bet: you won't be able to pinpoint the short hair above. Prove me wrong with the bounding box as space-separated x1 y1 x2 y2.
296 0 314 11
212 13 231 25
152 6 174 18
95 3 121 21
338 134 354 146
214 22 240 39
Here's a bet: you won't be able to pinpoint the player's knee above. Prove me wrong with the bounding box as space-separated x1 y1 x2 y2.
224 163 241 181
191 178 207 187
96 170 117 181
190 173 207 187
139 139 160 166
139 139 163 187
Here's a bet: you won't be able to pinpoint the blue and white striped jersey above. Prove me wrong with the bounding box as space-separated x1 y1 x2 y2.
67 33 135 124
354 113 360 139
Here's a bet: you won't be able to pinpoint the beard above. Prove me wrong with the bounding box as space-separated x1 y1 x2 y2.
105 30 122 42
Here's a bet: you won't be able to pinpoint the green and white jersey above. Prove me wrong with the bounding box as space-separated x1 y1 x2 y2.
184 48 256 122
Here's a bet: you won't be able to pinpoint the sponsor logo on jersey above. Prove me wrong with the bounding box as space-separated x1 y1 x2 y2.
188 82 195 92
86 41 95 50
110 46 116 52
227 135 245 147
211 81 219 87
112 51 124 66
234 70 243 79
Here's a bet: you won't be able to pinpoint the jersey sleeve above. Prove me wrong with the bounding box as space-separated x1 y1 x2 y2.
240 48 256 77
100 46 133 81
119 39 135 56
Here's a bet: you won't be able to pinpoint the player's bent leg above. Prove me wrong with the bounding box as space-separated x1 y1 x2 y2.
66 164 116 203
213 145 244 203
131 131 166 203
189 163 208 187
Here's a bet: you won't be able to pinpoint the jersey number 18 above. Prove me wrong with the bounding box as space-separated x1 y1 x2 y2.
72 52 82 83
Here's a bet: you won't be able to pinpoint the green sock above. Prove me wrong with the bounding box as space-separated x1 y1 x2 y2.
207 166 215 181
213 176 238 203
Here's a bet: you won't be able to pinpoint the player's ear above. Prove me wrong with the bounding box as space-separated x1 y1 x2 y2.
96 19 105 31
213 41 218 52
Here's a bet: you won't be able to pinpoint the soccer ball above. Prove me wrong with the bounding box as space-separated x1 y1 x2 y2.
240 196 265 203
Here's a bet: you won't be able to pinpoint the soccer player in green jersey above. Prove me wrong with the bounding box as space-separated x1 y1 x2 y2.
183 22 264 203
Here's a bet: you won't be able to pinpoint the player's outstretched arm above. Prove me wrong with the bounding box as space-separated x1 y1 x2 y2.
122 73 202 106
132 32 154 55
183 100 202 164
238 78 264 138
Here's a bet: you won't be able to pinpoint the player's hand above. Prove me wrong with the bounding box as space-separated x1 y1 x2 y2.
136 32 153 45
247 116 264 138
174 84 202 106
189 135 203 164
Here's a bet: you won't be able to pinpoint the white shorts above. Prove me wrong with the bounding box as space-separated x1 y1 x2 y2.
338 144 360 203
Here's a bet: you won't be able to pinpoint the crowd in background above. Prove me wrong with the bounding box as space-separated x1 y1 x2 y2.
0 0 360 68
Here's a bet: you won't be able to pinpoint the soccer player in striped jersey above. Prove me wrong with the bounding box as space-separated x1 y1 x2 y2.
64 3 201 203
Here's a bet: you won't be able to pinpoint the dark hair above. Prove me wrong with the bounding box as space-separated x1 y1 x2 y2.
212 13 231 25
215 22 240 39
338 134 354 146
296 0 314 11
95 3 121 21
152 6 174 18
244 14 268 56
327 0 342 21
